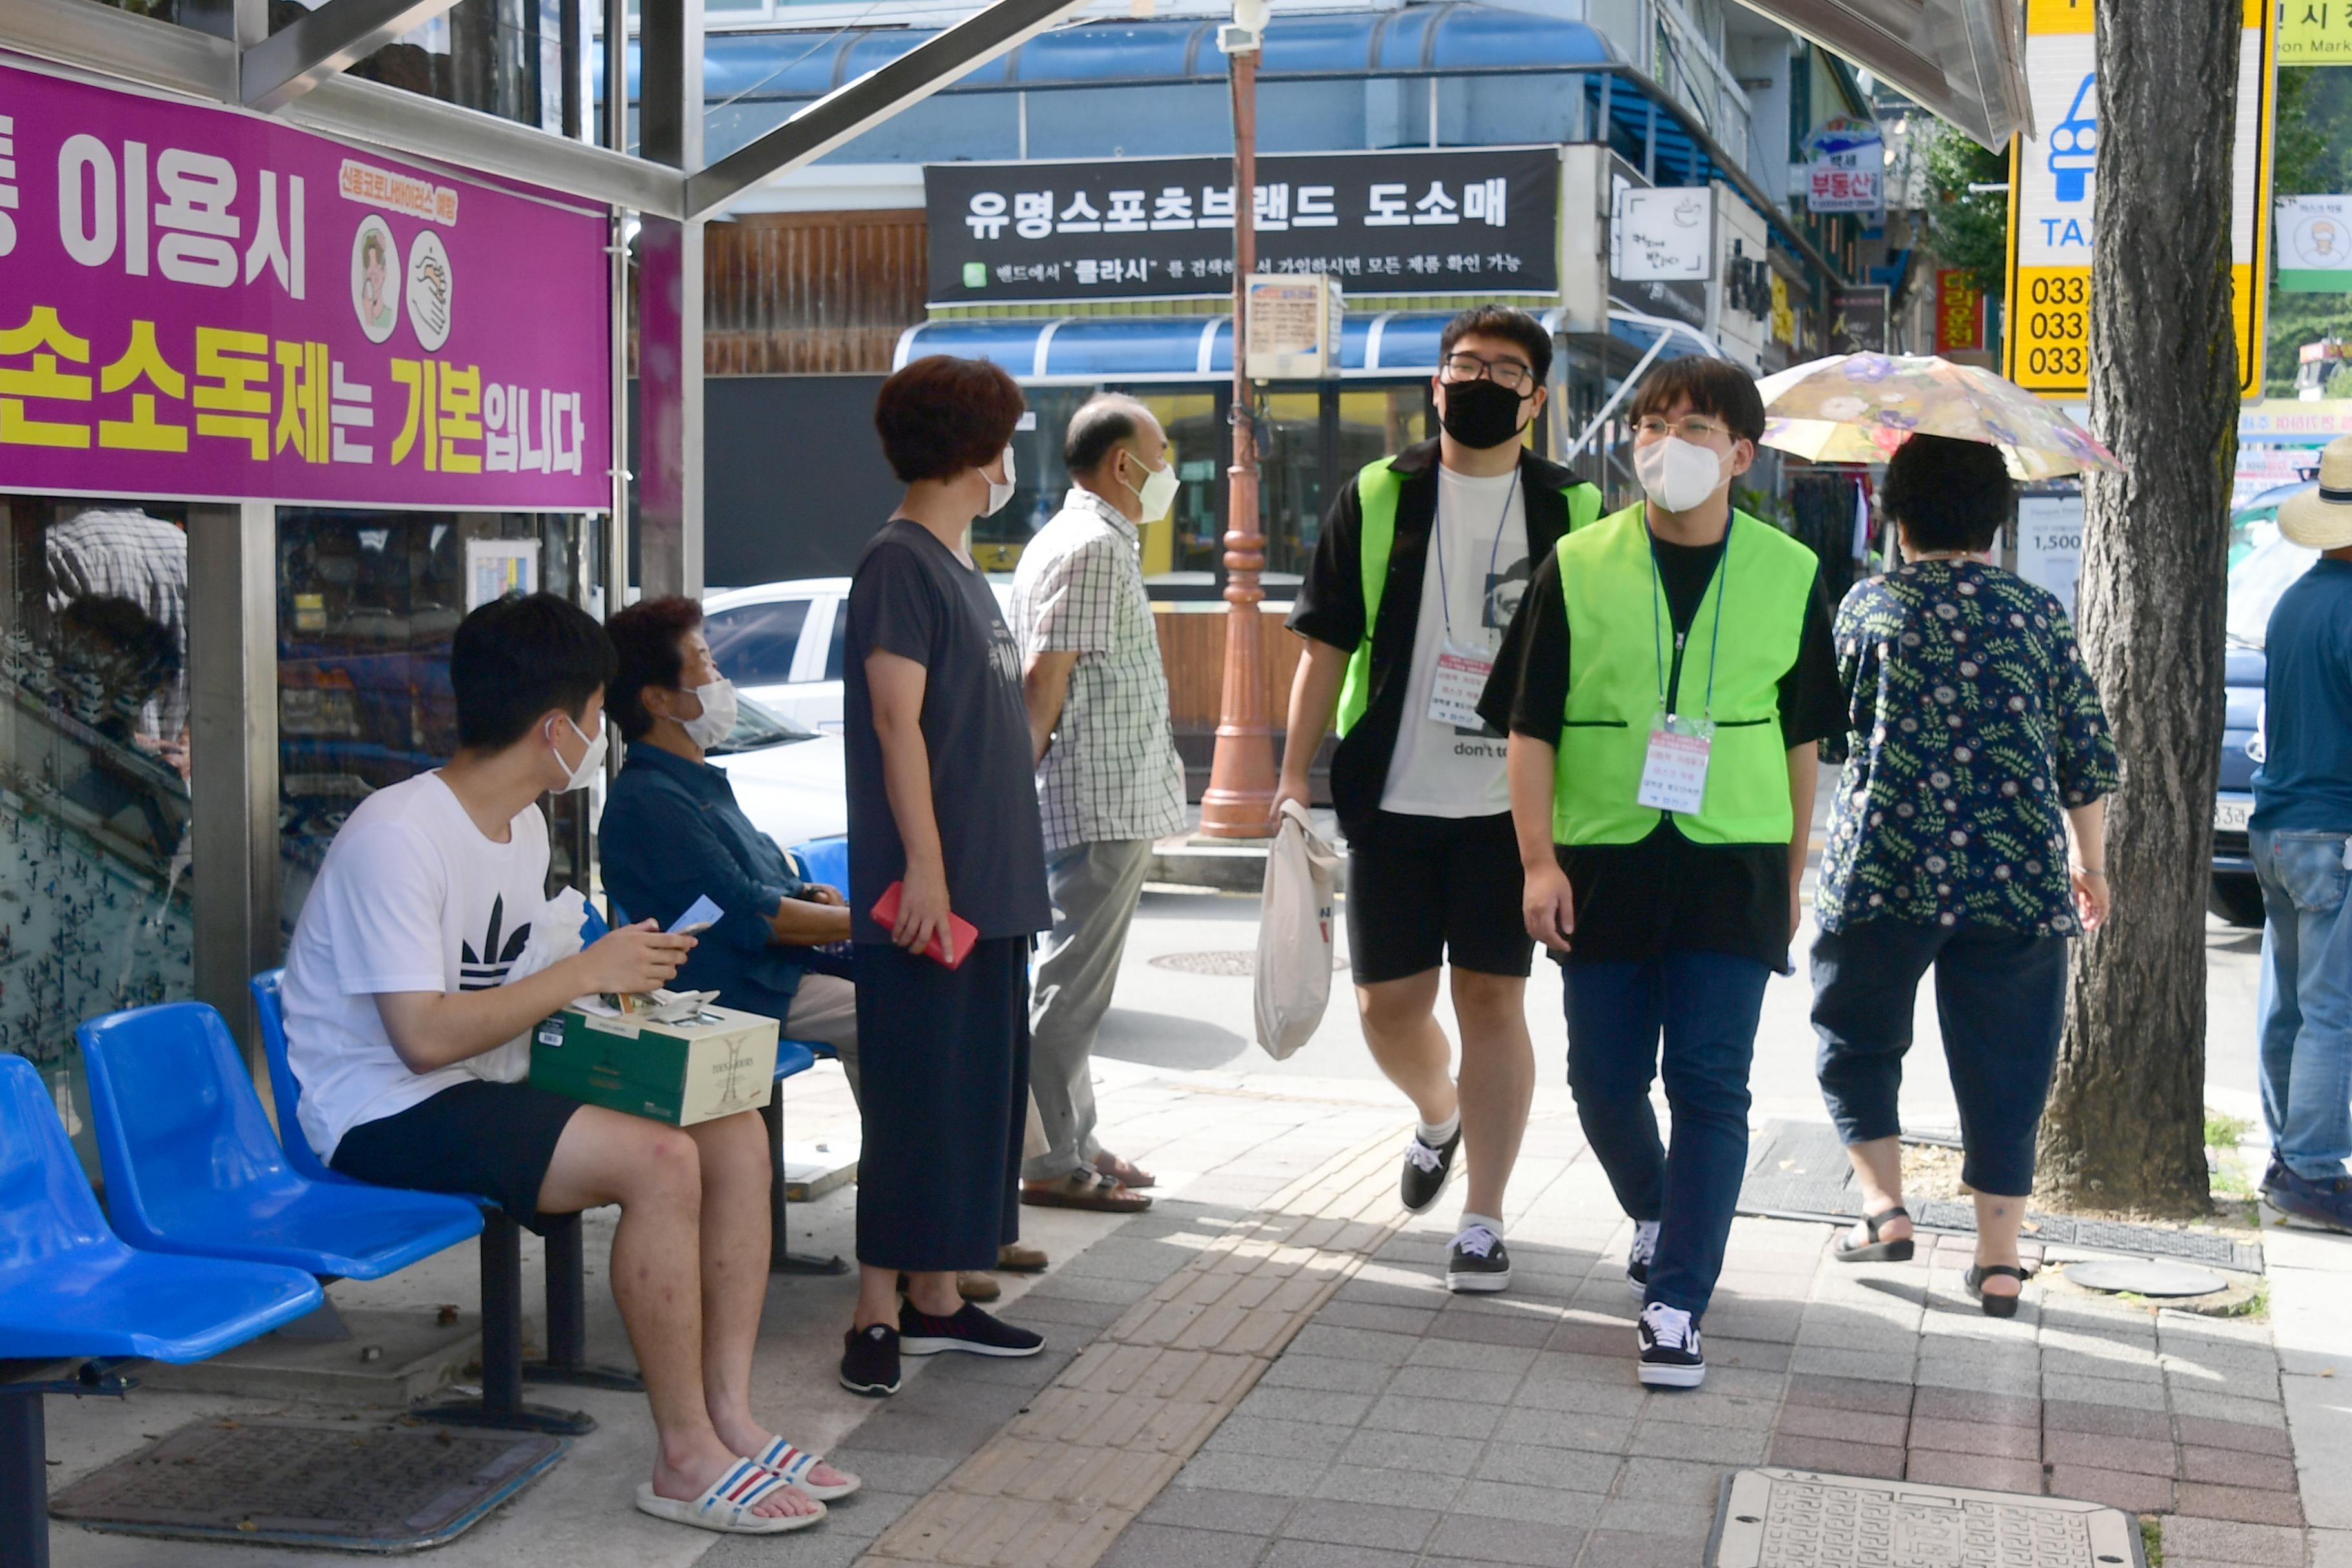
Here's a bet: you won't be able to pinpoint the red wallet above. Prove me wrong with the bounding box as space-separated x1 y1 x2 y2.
870 881 977 968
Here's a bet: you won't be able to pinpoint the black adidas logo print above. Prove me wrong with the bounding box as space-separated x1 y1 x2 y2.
459 896 532 992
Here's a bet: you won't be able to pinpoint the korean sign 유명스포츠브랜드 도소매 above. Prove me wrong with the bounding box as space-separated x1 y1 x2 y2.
924 146 1561 306
0 58 611 511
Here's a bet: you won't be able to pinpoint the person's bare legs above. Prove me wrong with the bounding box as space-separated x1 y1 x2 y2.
1358 970 1458 1128
680 1111 852 1489
536 1107 816 1518
855 1266 962 1329
1842 1135 1914 1249
1972 1191 2026 1300
1450 970 1532 1220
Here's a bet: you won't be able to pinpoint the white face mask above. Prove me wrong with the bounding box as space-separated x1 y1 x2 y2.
984 445 1017 517
679 678 738 749
1124 451 1181 521
1634 435 1729 515
552 712 607 793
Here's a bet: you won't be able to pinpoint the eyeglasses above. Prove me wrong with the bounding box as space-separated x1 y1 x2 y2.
1633 415 1733 444
1440 352 1536 393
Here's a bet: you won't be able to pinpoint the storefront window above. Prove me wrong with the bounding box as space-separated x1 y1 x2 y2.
279 511 590 932
0 493 197 1166
1133 392 1220 583
1257 391 1325 585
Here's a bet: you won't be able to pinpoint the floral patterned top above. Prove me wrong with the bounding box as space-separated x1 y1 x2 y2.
1816 560 2119 937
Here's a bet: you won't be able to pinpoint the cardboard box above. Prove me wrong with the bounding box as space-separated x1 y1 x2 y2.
530 1003 779 1126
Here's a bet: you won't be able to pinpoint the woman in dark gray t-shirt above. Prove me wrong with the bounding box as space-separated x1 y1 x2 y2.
837 356 1053 1401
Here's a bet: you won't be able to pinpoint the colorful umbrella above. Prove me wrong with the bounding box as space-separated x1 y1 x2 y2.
1756 353 2123 480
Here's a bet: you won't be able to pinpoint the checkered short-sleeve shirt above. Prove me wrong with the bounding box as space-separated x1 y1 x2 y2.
1011 491 1188 855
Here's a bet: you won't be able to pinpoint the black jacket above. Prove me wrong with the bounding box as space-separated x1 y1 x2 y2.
1286 438 1600 836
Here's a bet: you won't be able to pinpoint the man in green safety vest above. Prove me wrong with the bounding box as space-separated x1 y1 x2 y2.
1479 357 1843 1389
1280 306 1602 1296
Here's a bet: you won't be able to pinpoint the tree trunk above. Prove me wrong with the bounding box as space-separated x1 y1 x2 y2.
2035 0 2240 1216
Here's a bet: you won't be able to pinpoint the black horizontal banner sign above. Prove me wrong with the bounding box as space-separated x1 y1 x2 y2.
925 146 1561 305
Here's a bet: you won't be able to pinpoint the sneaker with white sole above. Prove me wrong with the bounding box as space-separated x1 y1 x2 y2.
1625 1219 1660 1295
1636 1301 1705 1388
1445 1223 1512 1293
1400 1127 1461 1214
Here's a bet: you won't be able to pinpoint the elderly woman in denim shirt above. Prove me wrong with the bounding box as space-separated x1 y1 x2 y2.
1810 435 2118 1317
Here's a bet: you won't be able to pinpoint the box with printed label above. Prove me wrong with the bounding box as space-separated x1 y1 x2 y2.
529 1004 778 1126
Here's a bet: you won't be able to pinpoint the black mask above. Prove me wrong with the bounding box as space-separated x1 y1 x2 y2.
1438 377 1533 450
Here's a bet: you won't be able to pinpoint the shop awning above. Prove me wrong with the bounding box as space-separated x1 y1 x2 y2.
892 306 1716 383
1738 0 2029 149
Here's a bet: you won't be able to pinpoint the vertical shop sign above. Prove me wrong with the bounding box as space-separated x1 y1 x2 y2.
0 59 610 509
1934 268 1985 352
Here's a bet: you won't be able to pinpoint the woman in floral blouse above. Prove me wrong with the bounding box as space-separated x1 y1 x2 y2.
1810 434 2117 1317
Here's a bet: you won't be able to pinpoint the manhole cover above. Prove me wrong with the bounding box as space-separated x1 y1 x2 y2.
2064 1259 2230 1297
49 1418 565 1551
1712 1469 2142 1567
1148 950 1346 975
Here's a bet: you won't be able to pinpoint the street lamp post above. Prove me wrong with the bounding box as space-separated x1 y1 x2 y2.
1197 11 1278 839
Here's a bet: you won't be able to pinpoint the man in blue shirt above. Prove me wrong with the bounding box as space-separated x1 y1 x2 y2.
601 597 858 1061
2251 440 2352 1233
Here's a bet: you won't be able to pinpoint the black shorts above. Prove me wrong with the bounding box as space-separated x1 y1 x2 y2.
331 1079 584 1231
1345 810 1534 985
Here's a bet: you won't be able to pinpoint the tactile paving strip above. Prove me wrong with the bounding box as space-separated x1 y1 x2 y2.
49 1417 565 1551
1711 1469 2144 1568
1740 1119 2264 1273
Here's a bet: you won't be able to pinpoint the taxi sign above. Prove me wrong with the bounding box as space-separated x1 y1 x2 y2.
2004 0 2273 400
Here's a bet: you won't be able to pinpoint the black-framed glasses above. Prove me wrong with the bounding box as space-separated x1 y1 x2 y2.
1440 352 1536 393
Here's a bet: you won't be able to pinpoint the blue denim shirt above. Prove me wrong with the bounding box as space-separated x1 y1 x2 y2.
600 741 816 1012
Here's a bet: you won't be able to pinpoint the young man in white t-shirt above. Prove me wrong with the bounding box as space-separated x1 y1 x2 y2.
280 593 855 1535
1279 308 1602 1295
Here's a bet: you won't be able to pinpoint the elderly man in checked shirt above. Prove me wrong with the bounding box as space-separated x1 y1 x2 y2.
1010 396 1189 1214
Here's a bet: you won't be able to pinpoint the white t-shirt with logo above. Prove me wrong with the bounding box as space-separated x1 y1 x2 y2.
280 771 552 1162
1380 465 1530 818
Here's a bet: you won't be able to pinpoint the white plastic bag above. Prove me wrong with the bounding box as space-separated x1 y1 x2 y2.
1253 799 1342 1060
466 887 589 1084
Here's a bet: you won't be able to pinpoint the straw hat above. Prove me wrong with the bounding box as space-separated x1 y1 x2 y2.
2280 435 2352 549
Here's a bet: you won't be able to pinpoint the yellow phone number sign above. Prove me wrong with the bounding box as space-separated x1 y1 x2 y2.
2004 0 2271 400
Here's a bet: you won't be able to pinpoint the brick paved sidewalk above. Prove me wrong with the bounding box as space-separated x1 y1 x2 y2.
810 1101 2335 1568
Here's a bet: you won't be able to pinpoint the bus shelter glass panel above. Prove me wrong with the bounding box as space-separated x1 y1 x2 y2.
0 493 196 1168
1257 390 1326 586
278 510 591 934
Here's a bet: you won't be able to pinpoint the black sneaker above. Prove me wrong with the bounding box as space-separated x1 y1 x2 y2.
1400 1126 1460 1213
1625 1220 1660 1295
898 1301 1046 1358
840 1322 901 1396
1445 1223 1512 1293
2260 1151 2287 1199
2268 1167 2352 1233
1636 1302 1706 1389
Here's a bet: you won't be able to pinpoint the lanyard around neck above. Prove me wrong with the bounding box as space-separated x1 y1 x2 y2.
1647 525 1732 724
1433 466 1522 645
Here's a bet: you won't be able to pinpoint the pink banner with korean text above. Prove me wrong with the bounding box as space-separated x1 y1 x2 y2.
0 57 611 511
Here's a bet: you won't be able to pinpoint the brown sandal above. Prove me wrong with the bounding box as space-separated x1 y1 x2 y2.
1093 1153 1157 1190
1021 1170 1152 1213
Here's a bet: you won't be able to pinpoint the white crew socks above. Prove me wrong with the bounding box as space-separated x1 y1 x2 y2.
1459 1211 1504 1239
1416 1109 1461 1147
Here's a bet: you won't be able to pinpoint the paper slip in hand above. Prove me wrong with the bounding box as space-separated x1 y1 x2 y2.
669 896 723 935
1636 727 1712 816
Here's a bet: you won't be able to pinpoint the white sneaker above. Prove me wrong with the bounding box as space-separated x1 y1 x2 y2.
1625 1219 1661 1295
1636 1301 1705 1388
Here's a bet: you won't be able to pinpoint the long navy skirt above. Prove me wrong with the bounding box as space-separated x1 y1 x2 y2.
852 936 1028 1271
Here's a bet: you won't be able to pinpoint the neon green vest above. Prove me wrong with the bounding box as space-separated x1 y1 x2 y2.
1333 458 1603 735
1551 504 1818 847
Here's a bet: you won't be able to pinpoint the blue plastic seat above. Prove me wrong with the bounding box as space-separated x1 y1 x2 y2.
0 1054 321 1362
250 968 353 1188
77 1003 483 1280
787 836 848 896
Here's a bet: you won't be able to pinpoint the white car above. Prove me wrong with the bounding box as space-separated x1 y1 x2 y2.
703 575 1016 737
704 692 847 847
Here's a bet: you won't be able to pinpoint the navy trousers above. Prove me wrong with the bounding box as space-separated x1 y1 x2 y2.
1562 950 1771 1320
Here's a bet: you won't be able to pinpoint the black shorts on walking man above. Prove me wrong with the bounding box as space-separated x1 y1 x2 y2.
1281 306 1602 1295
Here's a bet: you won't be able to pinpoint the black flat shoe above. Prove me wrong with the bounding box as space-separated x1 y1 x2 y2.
1834 1206 1915 1263
1965 1263 2032 1318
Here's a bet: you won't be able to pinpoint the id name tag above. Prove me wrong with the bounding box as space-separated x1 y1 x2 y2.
1427 638 1496 729
1636 721 1712 814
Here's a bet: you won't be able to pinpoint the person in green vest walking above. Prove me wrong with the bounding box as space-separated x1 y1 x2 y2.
1279 306 1602 1295
1480 357 1843 1387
